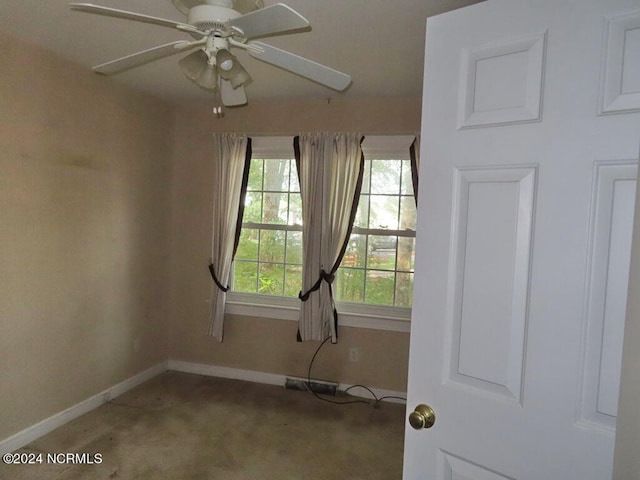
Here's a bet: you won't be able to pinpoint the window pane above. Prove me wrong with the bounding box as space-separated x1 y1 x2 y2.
401 159 415 196
342 233 366 268
365 270 395 305
370 160 401 194
262 192 288 224
284 264 302 297
233 261 258 293
288 193 303 225
368 236 397 271
336 268 365 303
354 194 370 228
286 231 302 264
289 160 300 192
236 229 259 261
369 195 399 230
399 195 417 230
360 159 371 195
395 272 414 307
263 159 290 192
243 192 262 223
259 230 285 263
281 159 291 191
247 158 263 191
259 263 284 295
397 237 415 272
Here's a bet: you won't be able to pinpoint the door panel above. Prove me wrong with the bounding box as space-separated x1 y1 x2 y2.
440 450 517 480
448 167 535 403
580 162 637 430
599 9 640 114
458 32 546 128
403 1 640 478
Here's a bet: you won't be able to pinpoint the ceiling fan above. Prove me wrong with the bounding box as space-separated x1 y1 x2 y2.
69 0 352 111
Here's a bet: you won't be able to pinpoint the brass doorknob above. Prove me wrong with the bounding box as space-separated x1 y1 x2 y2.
409 404 436 430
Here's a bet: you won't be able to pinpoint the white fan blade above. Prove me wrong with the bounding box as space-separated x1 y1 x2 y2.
93 41 198 75
226 3 309 39
221 81 248 107
247 41 351 91
70 3 201 34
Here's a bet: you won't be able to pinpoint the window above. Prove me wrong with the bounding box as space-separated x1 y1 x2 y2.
335 157 416 307
229 136 416 330
233 155 303 297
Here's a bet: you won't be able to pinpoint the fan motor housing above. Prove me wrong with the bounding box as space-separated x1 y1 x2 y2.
187 4 241 30
173 0 263 15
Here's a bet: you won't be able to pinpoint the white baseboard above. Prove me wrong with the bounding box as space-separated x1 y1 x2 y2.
0 362 167 455
167 360 287 387
1 359 406 455
167 360 407 405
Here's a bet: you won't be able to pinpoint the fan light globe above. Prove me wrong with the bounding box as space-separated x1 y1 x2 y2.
179 50 219 91
216 48 251 87
197 65 219 90
179 50 207 80
219 59 234 71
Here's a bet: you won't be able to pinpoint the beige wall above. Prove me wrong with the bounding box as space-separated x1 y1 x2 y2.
198 98 422 134
0 32 173 440
168 99 421 392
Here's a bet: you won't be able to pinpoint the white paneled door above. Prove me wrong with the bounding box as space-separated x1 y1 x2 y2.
403 0 640 478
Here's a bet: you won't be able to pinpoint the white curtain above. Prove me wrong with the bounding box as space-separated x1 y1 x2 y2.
296 133 364 343
208 133 251 342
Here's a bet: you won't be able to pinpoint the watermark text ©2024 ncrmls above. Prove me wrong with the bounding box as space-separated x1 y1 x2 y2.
3 452 102 465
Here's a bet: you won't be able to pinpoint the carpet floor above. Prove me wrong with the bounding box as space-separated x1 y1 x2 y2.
0 371 406 479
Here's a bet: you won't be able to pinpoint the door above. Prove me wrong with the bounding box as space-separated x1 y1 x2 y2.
404 0 640 478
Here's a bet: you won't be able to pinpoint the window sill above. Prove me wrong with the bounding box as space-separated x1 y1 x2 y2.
225 292 411 333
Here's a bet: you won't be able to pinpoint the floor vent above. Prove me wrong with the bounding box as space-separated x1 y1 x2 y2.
285 377 338 396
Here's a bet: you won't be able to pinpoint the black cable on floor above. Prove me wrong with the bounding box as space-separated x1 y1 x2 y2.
304 336 407 407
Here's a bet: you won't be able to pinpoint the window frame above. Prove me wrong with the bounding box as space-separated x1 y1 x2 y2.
233 152 303 297
226 135 416 333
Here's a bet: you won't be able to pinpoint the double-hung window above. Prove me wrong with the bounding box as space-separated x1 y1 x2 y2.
233 138 302 297
228 136 417 331
335 137 417 308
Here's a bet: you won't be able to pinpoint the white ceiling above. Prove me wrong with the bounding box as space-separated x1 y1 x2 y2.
1 0 482 106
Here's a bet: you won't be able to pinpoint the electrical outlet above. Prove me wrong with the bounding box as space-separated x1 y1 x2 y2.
349 347 360 362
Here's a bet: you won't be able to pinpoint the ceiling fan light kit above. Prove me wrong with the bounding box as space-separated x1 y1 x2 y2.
69 0 352 116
